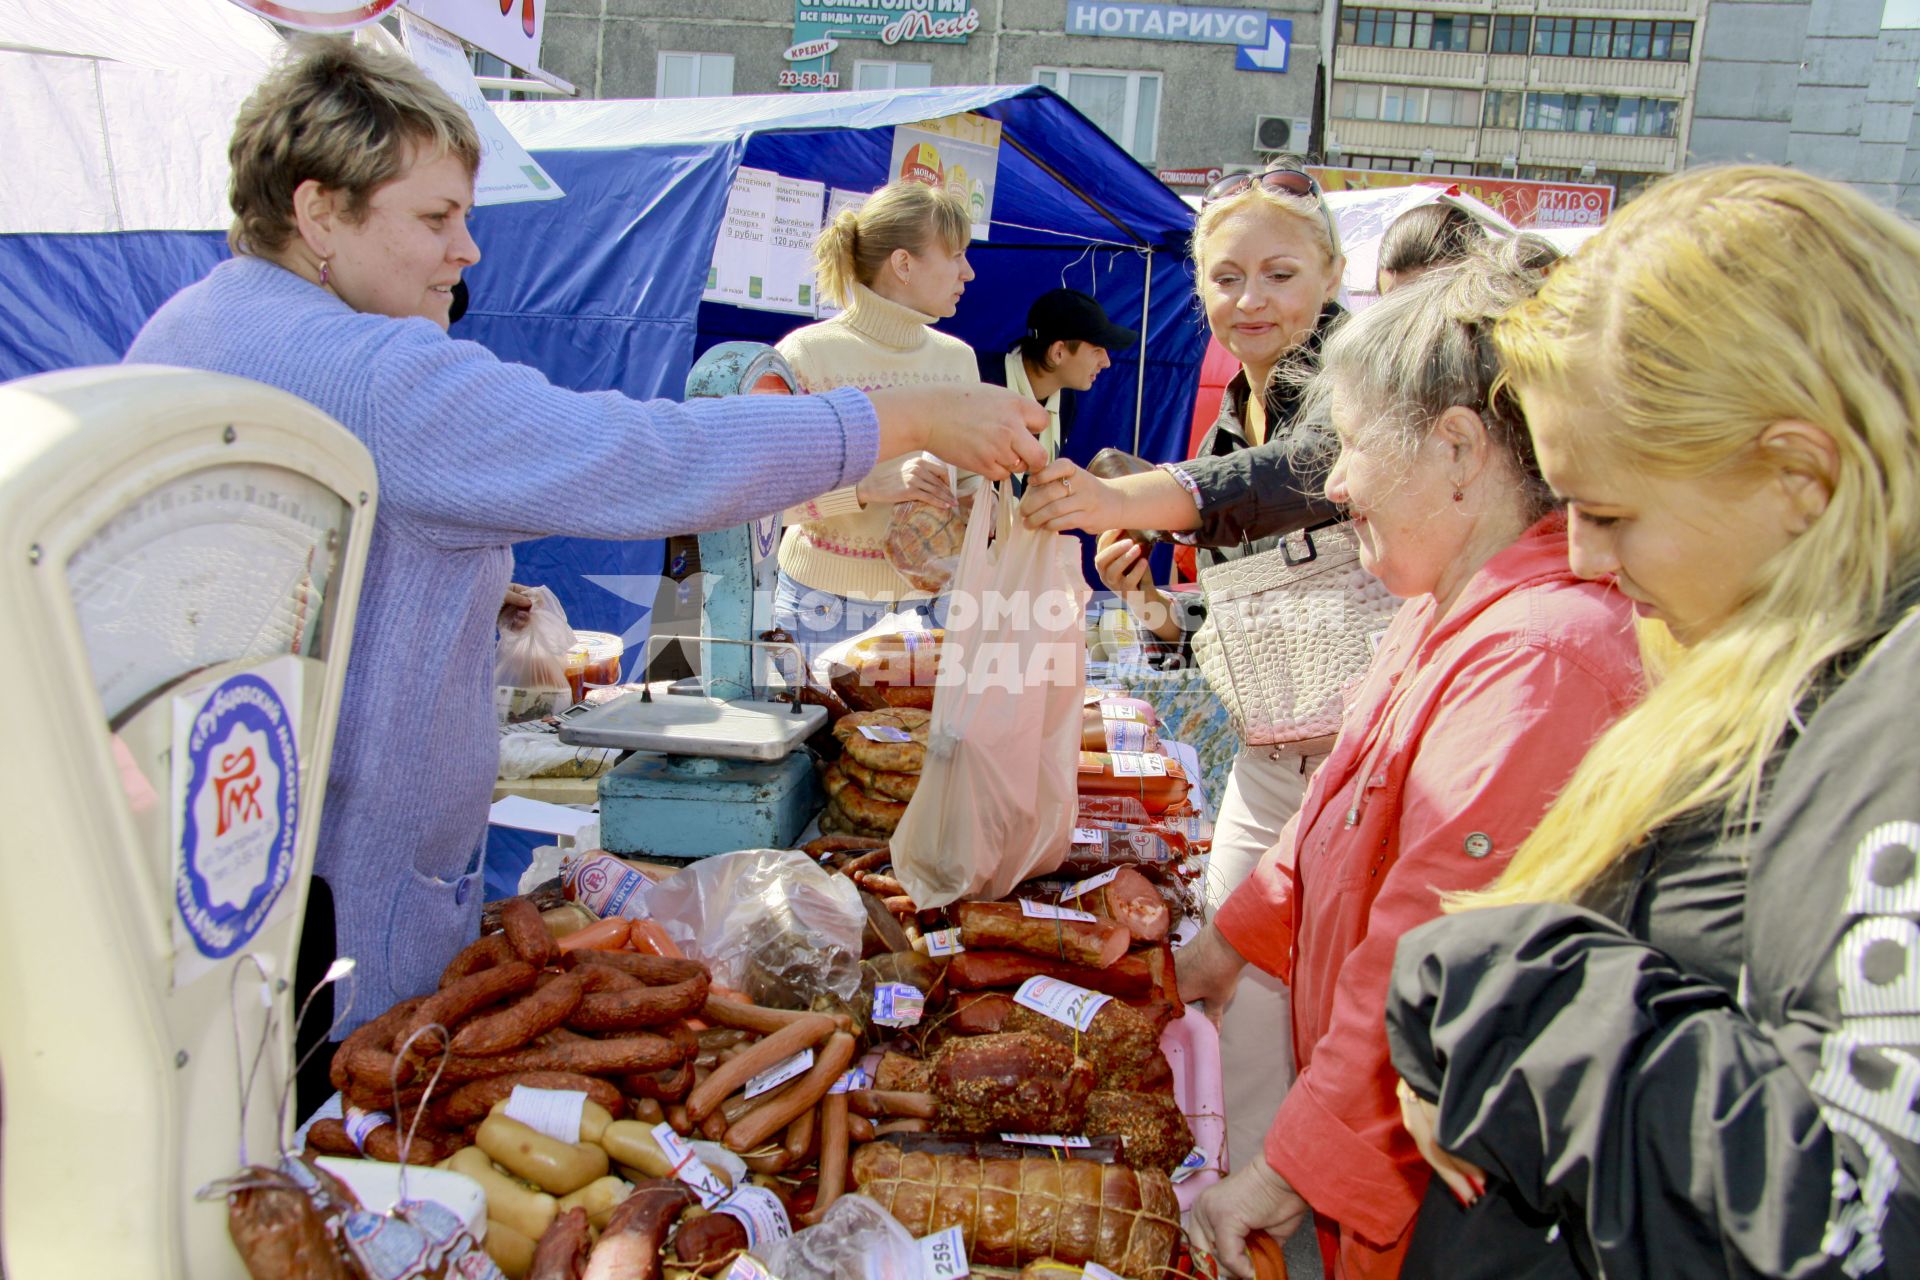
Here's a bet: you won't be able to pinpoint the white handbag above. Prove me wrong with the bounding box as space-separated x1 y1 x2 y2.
1191 523 1401 748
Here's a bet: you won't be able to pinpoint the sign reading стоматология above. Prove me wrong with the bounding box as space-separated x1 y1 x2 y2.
793 0 980 46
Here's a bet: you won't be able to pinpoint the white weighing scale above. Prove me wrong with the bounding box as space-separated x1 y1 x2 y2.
560 343 826 856
0 366 377 1277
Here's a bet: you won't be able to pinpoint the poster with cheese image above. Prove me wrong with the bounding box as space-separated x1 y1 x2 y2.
888 114 1001 240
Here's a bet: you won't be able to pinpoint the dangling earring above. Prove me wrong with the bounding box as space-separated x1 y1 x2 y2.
318 259 331 287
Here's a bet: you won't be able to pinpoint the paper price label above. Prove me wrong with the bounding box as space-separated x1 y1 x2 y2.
1100 702 1142 721
1013 975 1112 1032
1070 826 1105 847
1171 1147 1209 1183
652 1122 731 1207
1109 751 1168 777
857 725 914 743
745 1049 814 1099
918 1224 970 1280
1084 1265 1126 1280
829 1065 872 1095
725 1256 778 1280
999 1132 1092 1149
504 1086 588 1145
923 927 965 956
1018 899 1097 924
717 1183 793 1247
1061 867 1120 900
873 982 925 1027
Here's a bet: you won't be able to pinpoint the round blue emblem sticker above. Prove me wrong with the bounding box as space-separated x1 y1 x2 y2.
176 672 300 959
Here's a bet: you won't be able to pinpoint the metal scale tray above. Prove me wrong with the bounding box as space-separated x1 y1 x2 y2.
556 682 824 761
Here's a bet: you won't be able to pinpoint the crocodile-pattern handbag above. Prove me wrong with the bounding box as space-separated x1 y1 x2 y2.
1191 523 1401 748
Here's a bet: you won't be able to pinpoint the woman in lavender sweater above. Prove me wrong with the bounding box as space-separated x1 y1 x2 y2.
125 40 1044 1093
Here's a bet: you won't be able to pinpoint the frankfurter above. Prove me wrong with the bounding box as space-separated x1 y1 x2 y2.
724 1031 856 1152
686 1013 835 1122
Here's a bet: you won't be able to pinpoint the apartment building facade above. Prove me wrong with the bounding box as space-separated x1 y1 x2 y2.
1323 0 1705 198
540 0 1330 188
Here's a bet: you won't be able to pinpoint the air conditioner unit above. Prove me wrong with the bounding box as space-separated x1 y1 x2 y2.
1244 115 1305 153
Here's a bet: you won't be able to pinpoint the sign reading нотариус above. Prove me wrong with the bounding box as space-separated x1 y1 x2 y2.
1066 0 1271 44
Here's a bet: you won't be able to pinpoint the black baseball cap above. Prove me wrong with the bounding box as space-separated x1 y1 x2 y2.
1026 288 1139 351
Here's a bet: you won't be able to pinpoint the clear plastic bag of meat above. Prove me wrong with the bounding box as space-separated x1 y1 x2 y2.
758 1193 925 1280
644 849 866 1005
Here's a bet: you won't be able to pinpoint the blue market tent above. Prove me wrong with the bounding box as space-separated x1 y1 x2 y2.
0 26 1204 642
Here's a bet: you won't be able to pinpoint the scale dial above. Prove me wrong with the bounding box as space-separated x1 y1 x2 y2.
65 462 351 724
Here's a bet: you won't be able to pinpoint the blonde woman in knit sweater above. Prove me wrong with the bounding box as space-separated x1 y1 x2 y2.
775 182 981 658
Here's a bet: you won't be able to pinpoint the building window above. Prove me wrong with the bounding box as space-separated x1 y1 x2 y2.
1531 18 1692 61
1034 67 1162 163
853 60 933 90
1483 89 1522 129
1491 16 1529 54
1334 82 1480 126
657 52 734 98
1524 92 1680 137
1340 7 1488 52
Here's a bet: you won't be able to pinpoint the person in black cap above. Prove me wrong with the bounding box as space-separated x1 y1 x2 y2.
977 287 1138 462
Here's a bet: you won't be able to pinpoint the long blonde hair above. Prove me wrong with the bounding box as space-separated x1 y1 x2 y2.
812 180 969 308
1462 165 1920 909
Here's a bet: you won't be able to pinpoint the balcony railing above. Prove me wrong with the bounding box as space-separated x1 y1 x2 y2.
1524 53 1690 93
1327 119 1483 159
1336 44 1488 86
1327 119 1679 171
1521 128 1678 167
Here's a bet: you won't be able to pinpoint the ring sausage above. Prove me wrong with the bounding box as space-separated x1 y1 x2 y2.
330 995 426 1093
430 1071 623 1130
399 960 539 1068
501 896 562 968
451 971 585 1056
433 1033 685 1083
440 933 516 988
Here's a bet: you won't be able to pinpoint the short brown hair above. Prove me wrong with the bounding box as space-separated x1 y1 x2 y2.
227 38 481 256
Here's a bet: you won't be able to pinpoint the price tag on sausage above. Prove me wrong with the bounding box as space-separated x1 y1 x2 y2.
717 1183 793 1247
1013 976 1112 1032
1071 826 1105 847
829 1065 872 1095
999 1132 1093 1149
725 1256 780 1280
1109 751 1168 777
873 982 925 1027
745 1048 815 1099
1100 702 1142 721
651 1122 732 1207
923 927 965 956
1084 1265 1126 1280
1061 867 1120 900
858 725 914 743
504 1086 588 1145
1170 1147 1210 1184
918 1224 970 1280
1018 899 1097 923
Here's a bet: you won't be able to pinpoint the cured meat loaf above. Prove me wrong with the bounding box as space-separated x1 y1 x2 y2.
1078 867 1170 945
832 708 930 773
1084 1091 1194 1174
850 1144 1180 1276
1076 752 1189 815
930 1031 1095 1134
954 901 1128 969
946 950 1155 999
1002 1000 1163 1091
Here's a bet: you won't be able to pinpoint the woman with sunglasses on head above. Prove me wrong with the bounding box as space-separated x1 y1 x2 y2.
1024 161 1350 1223
1386 167 1920 1279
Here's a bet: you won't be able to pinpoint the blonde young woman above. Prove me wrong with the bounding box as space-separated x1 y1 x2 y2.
1023 164 1350 1210
774 181 981 659
1387 167 1920 1277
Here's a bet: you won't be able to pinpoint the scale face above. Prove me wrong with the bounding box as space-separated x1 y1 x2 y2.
0 366 378 1279
69 462 351 725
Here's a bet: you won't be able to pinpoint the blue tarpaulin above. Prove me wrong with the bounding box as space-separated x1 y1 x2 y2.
0 84 1203 638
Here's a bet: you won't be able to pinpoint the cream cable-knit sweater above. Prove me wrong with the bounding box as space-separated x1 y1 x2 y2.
776 282 980 602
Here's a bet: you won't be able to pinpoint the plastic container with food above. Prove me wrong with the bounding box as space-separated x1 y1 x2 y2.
565 630 624 704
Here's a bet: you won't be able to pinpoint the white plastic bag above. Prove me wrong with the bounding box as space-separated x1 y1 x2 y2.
890 482 1088 907
495 585 573 722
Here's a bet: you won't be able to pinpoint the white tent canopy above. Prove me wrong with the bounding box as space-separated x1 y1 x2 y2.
0 0 279 234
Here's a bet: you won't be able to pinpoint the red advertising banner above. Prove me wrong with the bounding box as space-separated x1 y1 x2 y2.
1308 167 1614 229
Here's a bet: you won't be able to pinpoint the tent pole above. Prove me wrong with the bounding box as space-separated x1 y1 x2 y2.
999 132 1148 249
1134 252 1151 454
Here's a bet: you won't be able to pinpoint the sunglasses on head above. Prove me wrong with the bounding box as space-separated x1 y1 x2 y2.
1201 162 1321 206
